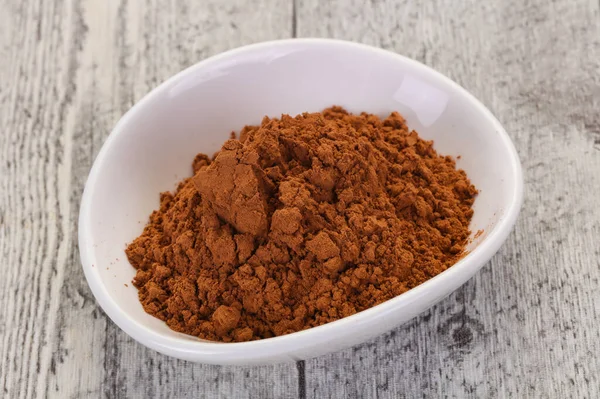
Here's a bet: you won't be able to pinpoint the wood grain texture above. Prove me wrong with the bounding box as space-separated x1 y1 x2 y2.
0 1 297 398
0 0 598 398
298 0 600 397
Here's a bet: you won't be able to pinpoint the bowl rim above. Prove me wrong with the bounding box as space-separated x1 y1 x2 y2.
79 37 524 363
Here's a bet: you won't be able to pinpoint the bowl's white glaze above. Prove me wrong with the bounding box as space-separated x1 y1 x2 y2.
79 39 523 365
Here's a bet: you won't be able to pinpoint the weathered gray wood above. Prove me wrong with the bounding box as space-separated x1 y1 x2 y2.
298 0 600 397
0 1 298 398
0 0 599 398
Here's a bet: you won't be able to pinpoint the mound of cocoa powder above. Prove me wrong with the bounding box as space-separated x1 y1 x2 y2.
125 107 477 342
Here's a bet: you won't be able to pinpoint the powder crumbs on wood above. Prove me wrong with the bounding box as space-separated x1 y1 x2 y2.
125 107 477 342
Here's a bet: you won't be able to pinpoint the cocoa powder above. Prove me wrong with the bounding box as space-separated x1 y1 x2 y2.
125 107 477 342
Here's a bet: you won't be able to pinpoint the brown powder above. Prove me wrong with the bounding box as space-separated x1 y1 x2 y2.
125 107 477 342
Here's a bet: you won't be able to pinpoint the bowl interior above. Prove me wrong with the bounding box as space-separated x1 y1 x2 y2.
80 41 520 348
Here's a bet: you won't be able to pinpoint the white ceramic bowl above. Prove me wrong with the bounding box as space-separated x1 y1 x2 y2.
79 39 523 365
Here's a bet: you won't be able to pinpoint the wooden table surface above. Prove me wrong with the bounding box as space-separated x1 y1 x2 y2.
1 0 599 397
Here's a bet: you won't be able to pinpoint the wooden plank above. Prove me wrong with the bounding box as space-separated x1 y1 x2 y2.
1 0 599 397
0 0 298 398
297 0 600 397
